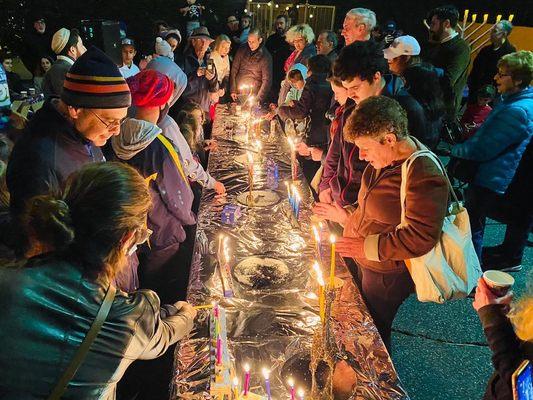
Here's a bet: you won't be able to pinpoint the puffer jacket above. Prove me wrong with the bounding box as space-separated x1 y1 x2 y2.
277 72 333 149
230 43 273 103
451 87 533 194
0 255 195 399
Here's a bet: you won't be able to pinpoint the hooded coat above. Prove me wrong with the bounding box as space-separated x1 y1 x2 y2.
112 119 196 251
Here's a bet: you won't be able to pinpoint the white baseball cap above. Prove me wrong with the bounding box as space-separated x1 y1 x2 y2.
383 35 421 60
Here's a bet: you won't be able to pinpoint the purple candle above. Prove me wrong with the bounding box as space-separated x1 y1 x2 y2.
262 368 271 399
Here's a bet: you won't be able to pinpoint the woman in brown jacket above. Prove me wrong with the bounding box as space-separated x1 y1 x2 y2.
314 96 449 350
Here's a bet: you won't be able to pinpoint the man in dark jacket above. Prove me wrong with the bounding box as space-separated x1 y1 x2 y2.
230 29 273 105
21 16 53 75
316 30 338 63
316 40 426 212
468 20 516 103
278 55 333 186
423 5 470 117
43 28 87 98
178 27 218 123
266 15 292 102
7 47 131 252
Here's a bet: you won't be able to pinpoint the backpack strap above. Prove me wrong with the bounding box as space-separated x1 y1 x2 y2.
156 134 191 189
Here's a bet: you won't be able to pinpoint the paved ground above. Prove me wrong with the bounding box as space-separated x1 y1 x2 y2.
391 219 531 400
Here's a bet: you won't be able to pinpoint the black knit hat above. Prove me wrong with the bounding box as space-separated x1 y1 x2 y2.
61 46 131 109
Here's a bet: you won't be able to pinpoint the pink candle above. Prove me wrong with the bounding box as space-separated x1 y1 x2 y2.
288 377 295 400
216 337 222 365
243 364 251 395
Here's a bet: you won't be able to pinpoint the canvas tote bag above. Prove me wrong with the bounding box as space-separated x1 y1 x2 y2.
400 149 482 303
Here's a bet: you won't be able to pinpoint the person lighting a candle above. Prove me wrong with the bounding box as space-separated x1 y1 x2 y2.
313 96 448 351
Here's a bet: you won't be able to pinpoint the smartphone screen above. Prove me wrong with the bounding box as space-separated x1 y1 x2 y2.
514 361 533 400
207 59 215 73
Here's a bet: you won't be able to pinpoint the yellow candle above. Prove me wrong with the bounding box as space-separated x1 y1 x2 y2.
232 377 239 399
471 13 477 22
329 235 336 288
313 262 325 323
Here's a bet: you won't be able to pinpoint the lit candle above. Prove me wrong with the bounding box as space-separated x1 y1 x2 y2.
284 181 292 207
262 368 271 399
243 364 251 396
463 9 469 27
287 137 297 180
313 261 325 323
217 234 224 264
216 336 222 365
214 302 220 337
223 236 231 265
288 377 295 400
329 235 336 288
312 225 322 263
297 388 305 400
232 377 239 399
247 151 254 205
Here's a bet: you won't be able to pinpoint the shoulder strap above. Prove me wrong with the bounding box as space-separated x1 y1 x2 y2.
400 149 460 225
156 134 191 189
47 284 117 400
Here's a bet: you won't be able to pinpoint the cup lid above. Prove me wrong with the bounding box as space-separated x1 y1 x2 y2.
483 270 515 287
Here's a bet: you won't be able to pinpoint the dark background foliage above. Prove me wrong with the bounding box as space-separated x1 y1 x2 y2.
1 0 531 56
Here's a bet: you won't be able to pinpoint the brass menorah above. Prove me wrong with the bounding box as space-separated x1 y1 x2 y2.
423 11 515 54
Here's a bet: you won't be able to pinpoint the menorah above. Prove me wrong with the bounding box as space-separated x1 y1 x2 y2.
424 11 515 54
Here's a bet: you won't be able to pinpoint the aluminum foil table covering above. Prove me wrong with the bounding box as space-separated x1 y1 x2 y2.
172 104 409 400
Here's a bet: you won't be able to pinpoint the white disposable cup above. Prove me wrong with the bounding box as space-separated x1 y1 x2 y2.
482 270 515 296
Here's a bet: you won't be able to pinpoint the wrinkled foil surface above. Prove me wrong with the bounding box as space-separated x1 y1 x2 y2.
172 105 409 400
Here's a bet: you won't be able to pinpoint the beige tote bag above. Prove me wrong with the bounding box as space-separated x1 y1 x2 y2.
400 150 482 303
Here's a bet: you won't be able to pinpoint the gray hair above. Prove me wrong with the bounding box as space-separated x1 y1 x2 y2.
346 8 377 33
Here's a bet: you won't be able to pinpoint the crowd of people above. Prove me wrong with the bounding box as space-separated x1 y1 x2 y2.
0 4 531 400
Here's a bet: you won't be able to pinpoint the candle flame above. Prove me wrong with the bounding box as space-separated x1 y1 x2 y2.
495 14 502 23
483 13 488 22
244 363 250 372
313 262 325 286
329 234 336 244
287 377 294 387
254 140 262 151
297 388 305 398
223 236 231 264
262 367 270 379
312 225 320 242
232 377 239 386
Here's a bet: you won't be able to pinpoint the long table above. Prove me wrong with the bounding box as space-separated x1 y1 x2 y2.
171 104 409 399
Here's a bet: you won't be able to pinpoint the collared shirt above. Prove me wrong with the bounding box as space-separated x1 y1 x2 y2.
56 55 75 66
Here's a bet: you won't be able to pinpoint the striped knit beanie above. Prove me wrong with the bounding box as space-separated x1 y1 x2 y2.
61 46 131 109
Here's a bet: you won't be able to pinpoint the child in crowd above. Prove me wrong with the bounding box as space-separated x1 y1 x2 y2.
118 38 140 79
277 55 333 188
179 0 204 37
285 63 308 105
460 84 496 141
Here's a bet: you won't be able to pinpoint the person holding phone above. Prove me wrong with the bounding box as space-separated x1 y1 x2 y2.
473 278 532 400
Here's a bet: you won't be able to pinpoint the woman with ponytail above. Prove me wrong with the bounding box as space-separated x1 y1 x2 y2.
0 162 197 399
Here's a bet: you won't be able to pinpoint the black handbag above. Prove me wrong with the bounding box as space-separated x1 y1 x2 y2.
446 157 479 184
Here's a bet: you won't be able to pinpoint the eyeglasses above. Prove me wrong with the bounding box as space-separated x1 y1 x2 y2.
88 109 127 130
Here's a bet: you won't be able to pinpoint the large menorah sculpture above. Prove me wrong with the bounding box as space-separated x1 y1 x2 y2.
424 10 515 54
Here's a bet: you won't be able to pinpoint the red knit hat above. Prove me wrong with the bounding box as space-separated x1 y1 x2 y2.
126 69 173 108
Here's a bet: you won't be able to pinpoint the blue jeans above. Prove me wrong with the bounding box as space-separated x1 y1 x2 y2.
465 185 502 261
